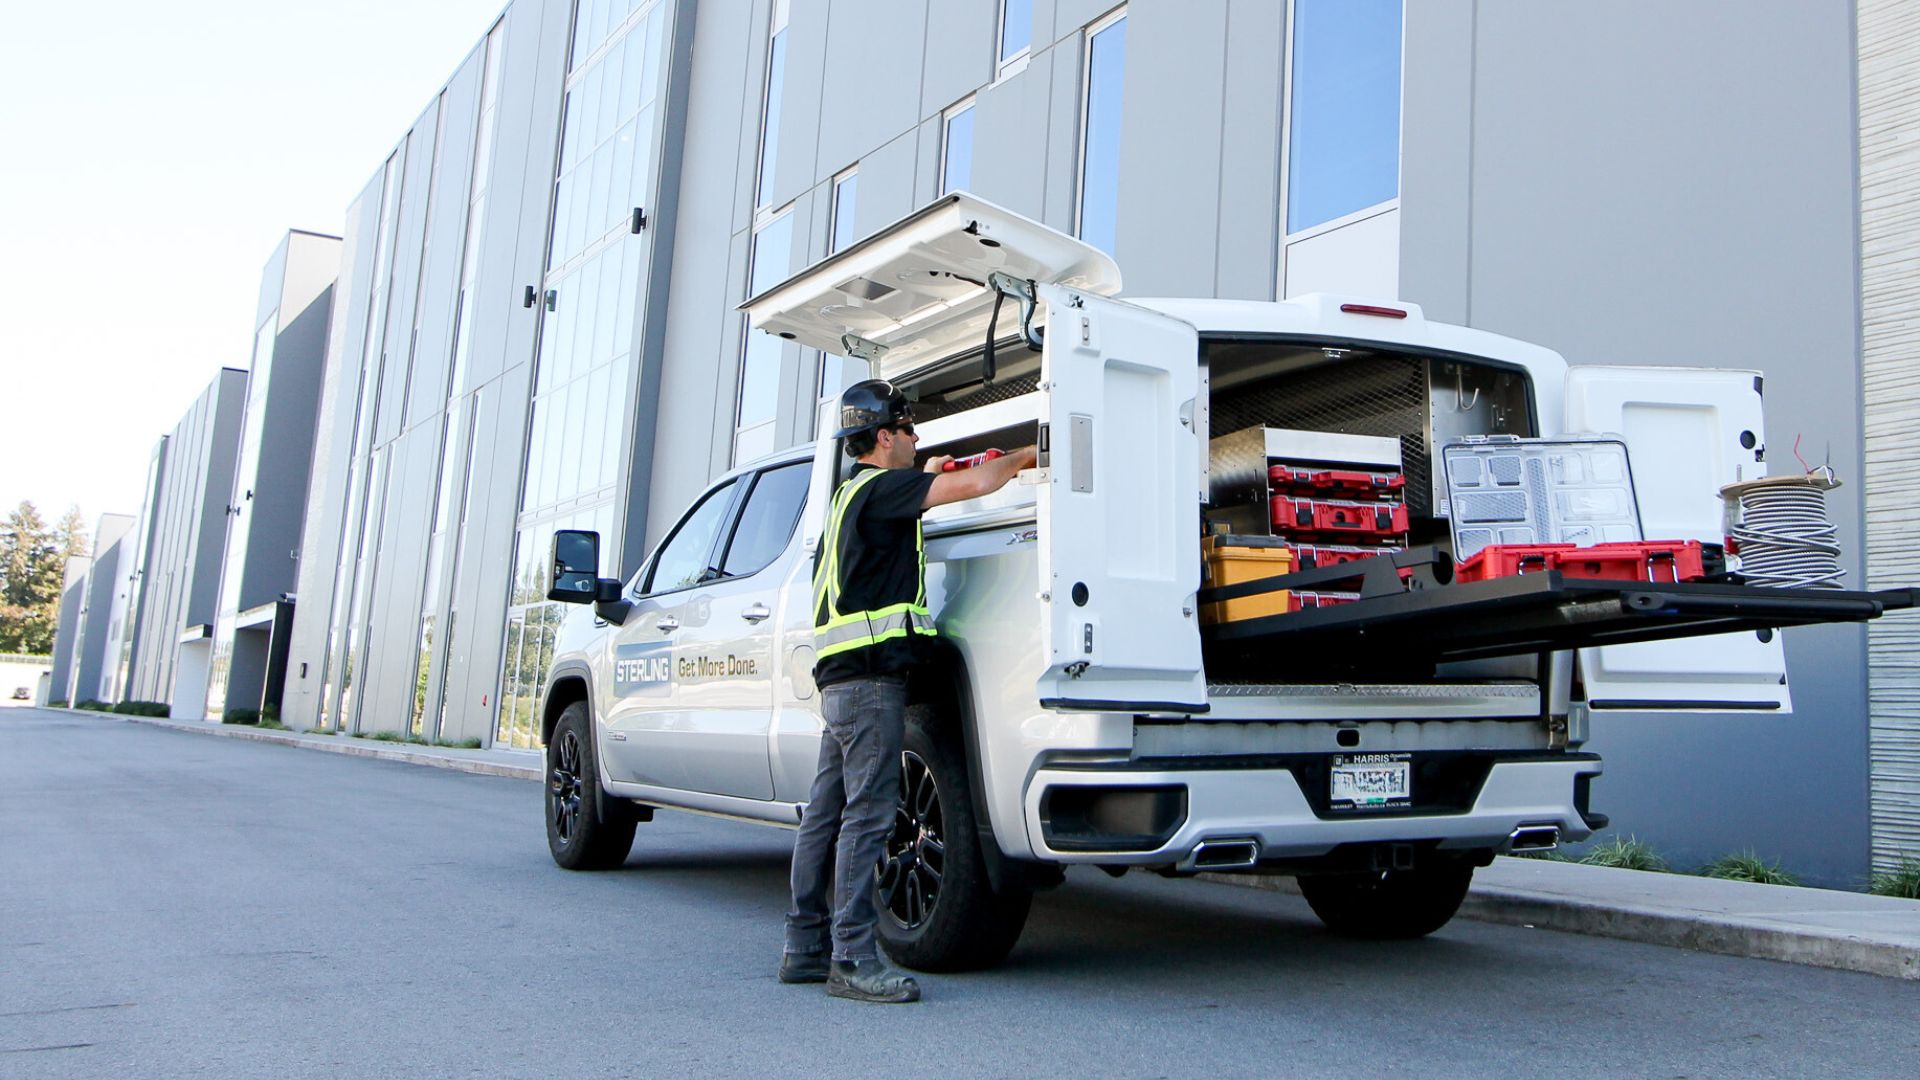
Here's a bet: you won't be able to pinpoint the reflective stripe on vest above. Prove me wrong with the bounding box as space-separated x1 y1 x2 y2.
813 470 936 659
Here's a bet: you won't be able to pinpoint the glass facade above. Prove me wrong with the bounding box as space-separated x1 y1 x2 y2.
755 0 791 209
497 0 671 750
1285 0 1402 235
733 207 793 464
1078 11 1127 257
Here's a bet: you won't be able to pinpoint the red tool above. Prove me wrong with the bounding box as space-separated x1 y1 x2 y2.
942 449 1006 471
1271 497 1409 540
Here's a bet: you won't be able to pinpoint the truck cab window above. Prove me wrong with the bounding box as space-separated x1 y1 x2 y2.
721 461 810 578
642 479 740 595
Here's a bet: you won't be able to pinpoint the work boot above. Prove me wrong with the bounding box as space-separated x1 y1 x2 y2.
778 951 829 984
826 958 921 1004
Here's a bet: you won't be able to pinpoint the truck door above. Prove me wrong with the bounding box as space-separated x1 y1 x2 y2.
1035 285 1207 713
1564 366 1790 711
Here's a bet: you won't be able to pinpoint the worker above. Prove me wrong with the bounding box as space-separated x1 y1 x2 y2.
781 379 1037 1003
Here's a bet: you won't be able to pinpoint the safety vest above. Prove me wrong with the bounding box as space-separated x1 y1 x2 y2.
813 468 938 660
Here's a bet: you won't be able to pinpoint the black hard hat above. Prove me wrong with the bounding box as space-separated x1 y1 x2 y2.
833 379 912 439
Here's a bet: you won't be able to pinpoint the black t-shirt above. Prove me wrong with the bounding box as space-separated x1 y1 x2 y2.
813 464 937 688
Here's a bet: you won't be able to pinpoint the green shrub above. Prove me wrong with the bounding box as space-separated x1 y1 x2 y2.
1700 850 1800 886
47 699 68 708
363 731 405 743
1578 836 1669 872
1512 848 1570 861
221 708 261 725
1870 859 1920 900
438 737 484 750
305 725 337 736
112 700 171 717
256 720 288 731
261 704 279 725
75 699 113 712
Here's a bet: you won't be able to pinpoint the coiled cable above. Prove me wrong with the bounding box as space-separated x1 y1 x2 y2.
1725 474 1844 589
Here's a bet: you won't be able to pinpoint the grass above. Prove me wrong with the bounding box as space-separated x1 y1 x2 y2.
347 730 485 750
1512 848 1570 861
1700 850 1800 886
256 720 288 731
1577 836 1669 872
1870 859 1920 900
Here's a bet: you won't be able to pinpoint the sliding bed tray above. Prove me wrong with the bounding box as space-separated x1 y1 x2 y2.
1198 550 1919 666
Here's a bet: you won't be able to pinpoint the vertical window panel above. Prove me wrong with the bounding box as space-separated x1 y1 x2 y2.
942 102 975 195
1285 0 1403 234
999 0 1033 65
1078 12 1127 256
831 171 858 253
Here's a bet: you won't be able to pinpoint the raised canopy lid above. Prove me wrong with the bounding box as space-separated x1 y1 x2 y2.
740 192 1121 373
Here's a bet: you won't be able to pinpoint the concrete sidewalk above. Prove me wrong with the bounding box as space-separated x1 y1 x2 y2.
87 708 1920 981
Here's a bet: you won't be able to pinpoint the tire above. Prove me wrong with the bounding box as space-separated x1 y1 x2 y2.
874 703 1033 972
1298 862 1475 939
545 702 639 870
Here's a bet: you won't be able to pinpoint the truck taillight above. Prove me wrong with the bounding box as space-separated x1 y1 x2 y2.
1339 303 1407 319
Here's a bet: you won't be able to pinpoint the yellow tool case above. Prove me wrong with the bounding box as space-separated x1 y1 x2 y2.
1199 534 1298 625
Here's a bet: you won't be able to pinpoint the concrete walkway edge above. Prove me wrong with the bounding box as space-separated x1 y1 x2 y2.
106 709 1919 981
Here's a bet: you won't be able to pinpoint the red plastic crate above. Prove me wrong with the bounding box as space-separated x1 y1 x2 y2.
1268 465 1406 498
1454 541 1709 584
1271 497 1409 540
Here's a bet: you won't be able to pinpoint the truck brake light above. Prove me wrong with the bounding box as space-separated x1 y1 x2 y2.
1339 303 1408 319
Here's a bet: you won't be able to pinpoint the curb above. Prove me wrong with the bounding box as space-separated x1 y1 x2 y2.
79 709 1920 982
1209 869 1920 982
114 713 543 782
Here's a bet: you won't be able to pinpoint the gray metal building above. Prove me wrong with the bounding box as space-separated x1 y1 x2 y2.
124 368 247 718
276 0 1906 885
203 230 340 721
46 557 89 705
66 513 136 706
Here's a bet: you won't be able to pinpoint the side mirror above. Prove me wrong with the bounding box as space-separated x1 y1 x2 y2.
548 530 602 603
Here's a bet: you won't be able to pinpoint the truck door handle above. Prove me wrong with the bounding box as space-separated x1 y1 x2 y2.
741 603 772 623
654 616 680 633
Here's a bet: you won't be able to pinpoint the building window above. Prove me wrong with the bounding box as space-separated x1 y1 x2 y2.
830 168 858 254
1284 0 1402 235
1077 9 1126 256
997 0 1032 76
941 98 975 195
755 0 791 209
736 206 794 464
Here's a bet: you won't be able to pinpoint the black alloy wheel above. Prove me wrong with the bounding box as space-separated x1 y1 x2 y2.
544 700 639 870
872 703 1032 971
879 749 946 930
549 728 585 845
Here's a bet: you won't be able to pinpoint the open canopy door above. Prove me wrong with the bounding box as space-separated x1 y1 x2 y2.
740 193 1121 379
1565 366 1790 712
1035 285 1207 713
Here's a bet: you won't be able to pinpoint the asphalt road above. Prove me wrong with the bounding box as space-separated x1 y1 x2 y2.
4 710 1917 1079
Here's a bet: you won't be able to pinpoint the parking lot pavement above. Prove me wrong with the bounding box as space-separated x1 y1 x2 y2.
5 708 1917 1079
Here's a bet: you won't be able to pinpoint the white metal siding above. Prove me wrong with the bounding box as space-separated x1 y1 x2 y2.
1860 0 1920 871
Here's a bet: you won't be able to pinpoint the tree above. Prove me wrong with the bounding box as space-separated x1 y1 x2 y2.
0 501 88 655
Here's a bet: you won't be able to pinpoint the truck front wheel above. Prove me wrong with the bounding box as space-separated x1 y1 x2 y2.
1298 862 1474 939
874 704 1032 971
545 701 639 870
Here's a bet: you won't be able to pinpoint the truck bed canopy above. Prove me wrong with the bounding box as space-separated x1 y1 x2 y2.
740 192 1121 376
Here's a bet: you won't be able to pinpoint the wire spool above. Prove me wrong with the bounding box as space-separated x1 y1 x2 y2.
1720 470 1844 589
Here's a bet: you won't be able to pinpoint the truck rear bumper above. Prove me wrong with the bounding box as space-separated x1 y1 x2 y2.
1020 754 1602 868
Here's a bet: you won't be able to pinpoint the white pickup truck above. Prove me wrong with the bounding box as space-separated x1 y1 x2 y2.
537 194 1911 971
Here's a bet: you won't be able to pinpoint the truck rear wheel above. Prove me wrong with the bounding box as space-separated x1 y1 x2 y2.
1298 862 1474 939
875 704 1032 971
545 701 639 870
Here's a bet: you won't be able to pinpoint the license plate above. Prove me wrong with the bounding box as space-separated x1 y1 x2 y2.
1330 754 1412 809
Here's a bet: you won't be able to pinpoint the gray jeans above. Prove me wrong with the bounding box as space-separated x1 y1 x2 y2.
785 673 907 962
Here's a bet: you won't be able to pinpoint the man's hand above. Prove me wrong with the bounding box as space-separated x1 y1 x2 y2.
924 445 1039 509
923 454 954 474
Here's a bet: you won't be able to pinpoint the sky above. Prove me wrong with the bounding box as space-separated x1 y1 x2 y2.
0 0 508 537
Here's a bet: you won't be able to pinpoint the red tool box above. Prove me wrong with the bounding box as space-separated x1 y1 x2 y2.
1267 465 1407 498
1271 497 1410 541
1290 543 1407 570
1454 541 1710 584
